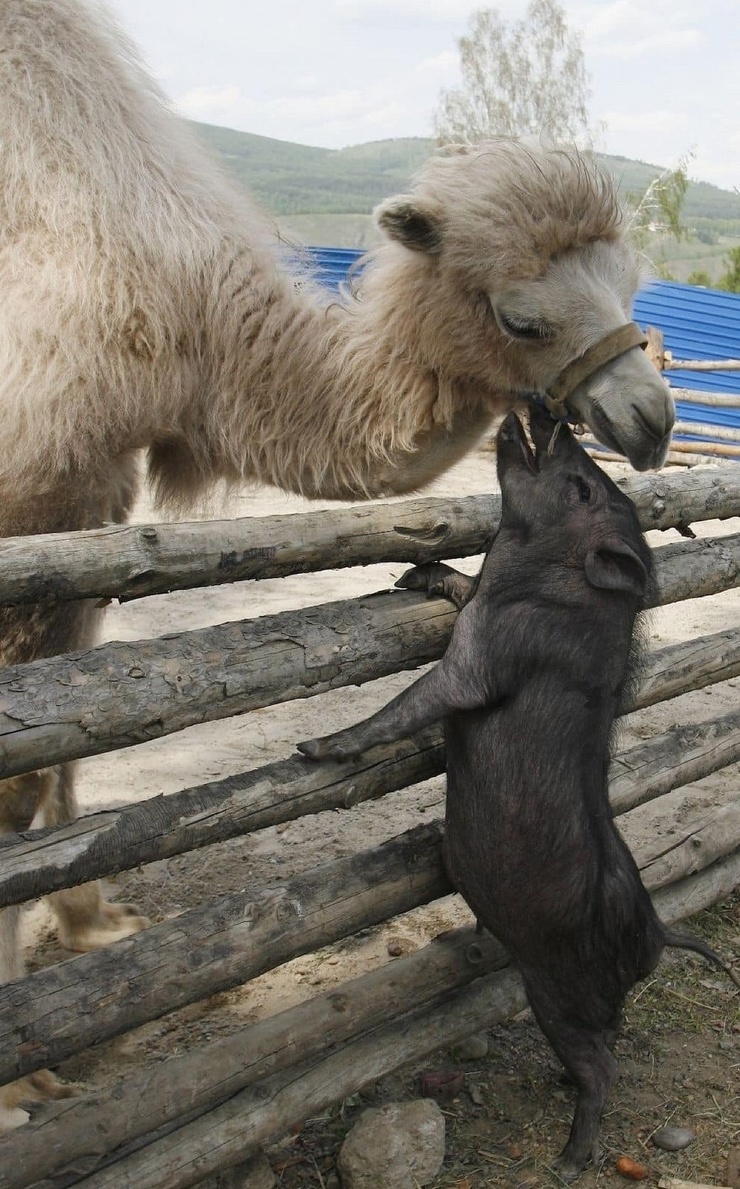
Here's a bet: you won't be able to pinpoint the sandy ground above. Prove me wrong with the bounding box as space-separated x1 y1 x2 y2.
19 449 740 1187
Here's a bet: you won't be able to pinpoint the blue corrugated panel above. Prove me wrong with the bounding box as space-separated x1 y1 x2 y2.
307 246 364 291
633 281 740 437
308 251 740 440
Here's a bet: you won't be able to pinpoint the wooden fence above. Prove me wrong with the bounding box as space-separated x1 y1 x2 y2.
0 465 739 1187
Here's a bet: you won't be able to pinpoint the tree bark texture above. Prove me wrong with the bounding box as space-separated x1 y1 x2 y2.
0 470 737 607
0 534 738 781
1 686 739 909
0 821 451 1086
0 793 737 1092
4 848 737 1189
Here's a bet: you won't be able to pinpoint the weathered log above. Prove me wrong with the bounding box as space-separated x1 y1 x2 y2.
0 821 450 1086
588 448 702 468
637 628 740 706
665 358 740 371
609 707 740 815
0 728 447 908
0 926 510 1189
0 470 738 608
668 441 740 460
2 667 740 907
68 968 530 1189
1 790 738 1092
674 420 740 445
650 532 740 604
18 849 740 1189
0 589 458 780
672 386 740 408
0 533 738 782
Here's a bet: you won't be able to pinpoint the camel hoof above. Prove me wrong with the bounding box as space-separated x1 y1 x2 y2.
60 902 150 953
0 1070 77 1130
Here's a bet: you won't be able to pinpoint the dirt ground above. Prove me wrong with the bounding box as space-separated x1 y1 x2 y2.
20 449 740 1188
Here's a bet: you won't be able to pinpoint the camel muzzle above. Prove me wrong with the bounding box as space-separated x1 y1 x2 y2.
539 322 649 421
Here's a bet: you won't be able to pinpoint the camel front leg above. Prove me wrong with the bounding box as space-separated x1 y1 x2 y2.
43 764 150 952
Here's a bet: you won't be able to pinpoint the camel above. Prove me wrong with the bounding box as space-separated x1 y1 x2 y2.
0 0 674 1127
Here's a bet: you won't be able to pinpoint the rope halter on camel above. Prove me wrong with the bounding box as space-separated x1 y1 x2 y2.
535 321 650 422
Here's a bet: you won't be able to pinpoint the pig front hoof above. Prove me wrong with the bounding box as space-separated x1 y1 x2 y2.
297 738 329 761
297 737 358 762
395 561 455 594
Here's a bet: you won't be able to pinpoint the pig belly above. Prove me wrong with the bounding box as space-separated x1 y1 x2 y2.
441 705 651 967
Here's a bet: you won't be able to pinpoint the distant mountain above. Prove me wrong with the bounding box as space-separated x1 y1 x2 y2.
192 123 740 225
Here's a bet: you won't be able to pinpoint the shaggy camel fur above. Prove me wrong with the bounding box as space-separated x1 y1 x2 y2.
0 0 674 1127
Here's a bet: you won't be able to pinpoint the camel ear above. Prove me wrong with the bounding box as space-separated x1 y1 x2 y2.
584 541 648 596
374 196 444 254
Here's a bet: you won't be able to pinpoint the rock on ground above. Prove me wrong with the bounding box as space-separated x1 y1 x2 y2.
337 1099 445 1189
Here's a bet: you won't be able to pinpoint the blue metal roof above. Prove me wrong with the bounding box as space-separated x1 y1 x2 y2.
632 281 740 435
307 250 740 438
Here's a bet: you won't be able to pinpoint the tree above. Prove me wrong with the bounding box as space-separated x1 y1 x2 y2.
687 269 713 288
627 153 692 249
718 246 740 293
434 0 596 147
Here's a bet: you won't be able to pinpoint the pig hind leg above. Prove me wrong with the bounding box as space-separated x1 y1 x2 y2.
525 982 619 1180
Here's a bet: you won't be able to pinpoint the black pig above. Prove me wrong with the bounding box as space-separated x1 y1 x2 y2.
298 403 739 1179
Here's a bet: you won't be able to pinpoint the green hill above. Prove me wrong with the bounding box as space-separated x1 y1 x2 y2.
193 123 740 224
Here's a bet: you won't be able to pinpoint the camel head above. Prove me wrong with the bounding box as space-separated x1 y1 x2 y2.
373 140 674 472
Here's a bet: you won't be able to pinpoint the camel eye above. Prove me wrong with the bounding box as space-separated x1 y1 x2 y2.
497 311 553 342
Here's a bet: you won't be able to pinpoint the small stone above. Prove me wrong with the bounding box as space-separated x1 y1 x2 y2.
452 1032 489 1061
652 1125 695 1152
386 939 408 957
337 1099 445 1189
468 1083 484 1106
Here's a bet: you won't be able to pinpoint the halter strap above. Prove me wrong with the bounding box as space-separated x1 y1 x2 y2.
542 321 649 419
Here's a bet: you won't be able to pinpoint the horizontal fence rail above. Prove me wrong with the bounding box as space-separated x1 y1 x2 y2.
1 628 739 907
0 532 738 781
1 779 738 1091
1 806 737 1188
0 469 738 606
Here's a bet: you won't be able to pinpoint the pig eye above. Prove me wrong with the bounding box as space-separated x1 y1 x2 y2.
575 477 592 503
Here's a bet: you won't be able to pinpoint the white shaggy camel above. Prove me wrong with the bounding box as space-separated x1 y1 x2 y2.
0 0 674 1126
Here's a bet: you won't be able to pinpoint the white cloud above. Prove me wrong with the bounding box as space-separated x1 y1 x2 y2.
602 110 687 135
177 85 242 118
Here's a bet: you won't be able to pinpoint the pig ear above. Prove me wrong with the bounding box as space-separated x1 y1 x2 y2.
584 541 648 596
374 195 444 254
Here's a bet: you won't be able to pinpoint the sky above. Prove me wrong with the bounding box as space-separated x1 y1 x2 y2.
107 0 740 191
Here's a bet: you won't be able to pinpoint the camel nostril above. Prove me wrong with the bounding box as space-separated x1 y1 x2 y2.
630 395 675 443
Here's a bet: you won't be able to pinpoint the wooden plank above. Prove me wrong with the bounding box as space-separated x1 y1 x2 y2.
1 792 738 1094
2 675 739 908
0 470 738 608
12 848 739 1189
674 420 740 445
0 821 450 1086
0 534 738 782
0 926 510 1189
